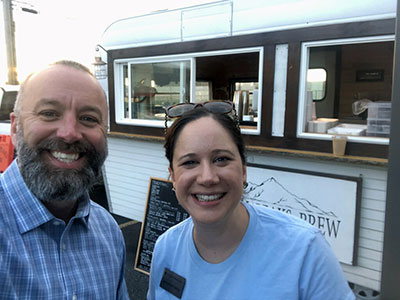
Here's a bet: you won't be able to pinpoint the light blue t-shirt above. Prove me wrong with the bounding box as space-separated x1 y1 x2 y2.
148 202 355 300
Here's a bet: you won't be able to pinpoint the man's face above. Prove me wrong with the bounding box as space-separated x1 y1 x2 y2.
10 65 108 203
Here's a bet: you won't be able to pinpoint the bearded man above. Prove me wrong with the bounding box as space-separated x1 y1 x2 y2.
0 61 129 299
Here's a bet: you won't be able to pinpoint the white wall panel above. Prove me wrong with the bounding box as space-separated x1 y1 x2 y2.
104 137 169 221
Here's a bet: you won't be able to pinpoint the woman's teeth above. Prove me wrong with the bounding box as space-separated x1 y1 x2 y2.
51 151 79 163
195 194 223 202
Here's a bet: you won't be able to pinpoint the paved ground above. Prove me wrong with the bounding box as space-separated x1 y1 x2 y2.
113 215 149 300
90 184 149 300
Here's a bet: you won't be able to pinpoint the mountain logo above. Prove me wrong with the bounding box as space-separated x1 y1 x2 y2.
244 177 342 238
244 177 337 217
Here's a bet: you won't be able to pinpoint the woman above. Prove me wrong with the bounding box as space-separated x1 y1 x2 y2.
148 101 354 300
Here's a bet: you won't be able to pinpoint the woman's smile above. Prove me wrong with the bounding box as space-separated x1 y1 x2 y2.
194 193 225 202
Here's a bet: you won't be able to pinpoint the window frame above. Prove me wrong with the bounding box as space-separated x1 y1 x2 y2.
113 46 264 135
307 67 327 101
114 55 194 128
297 35 395 145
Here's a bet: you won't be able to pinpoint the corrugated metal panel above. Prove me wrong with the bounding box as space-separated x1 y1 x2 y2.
181 2 232 41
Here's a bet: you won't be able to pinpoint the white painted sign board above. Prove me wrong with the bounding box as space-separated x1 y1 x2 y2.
244 164 361 265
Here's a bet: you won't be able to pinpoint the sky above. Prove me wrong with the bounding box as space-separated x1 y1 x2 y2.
0 0 215 85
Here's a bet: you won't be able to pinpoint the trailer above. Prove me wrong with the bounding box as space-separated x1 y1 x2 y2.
96 0 398 296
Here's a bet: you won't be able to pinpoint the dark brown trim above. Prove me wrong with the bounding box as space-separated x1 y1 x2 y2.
106 131 388 167
260 45 275 138
333 47 342 118
284 42 301 139
107 55 116 131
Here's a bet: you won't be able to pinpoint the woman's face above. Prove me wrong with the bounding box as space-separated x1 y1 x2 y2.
169 116 246 226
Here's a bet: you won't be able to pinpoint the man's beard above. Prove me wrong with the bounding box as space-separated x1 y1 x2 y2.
16 126 108 204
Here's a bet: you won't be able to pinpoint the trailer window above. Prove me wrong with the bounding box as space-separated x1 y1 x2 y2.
114 47 263 134
307 68 326 101
233 81 259 110
195 81 213 102
297 36 394 144
195 50 262 134
121 60 190 122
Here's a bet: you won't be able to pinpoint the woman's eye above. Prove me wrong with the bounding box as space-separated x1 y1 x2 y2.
181 160 197 167
214 156 231 164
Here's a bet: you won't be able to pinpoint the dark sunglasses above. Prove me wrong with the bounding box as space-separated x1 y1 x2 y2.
165 100 234 118
164 100 238 131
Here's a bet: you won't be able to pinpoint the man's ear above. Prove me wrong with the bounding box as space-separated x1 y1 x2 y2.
10 112 18 147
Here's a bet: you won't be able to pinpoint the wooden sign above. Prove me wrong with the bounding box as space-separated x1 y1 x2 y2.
135 177 189 275
244 163 361 265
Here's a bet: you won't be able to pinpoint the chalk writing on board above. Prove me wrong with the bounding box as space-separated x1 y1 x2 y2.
135 178 189 274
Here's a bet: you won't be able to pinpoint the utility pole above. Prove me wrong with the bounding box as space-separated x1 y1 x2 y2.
2 0 18 85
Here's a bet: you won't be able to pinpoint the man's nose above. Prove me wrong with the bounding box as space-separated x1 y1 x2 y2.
57 115 83 143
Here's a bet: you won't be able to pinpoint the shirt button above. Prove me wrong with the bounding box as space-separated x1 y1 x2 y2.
53 221 61 226
72 294 77 300
62 244 66 251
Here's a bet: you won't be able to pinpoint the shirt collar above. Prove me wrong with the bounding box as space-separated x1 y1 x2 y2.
73 192 91 226
1 160 91 234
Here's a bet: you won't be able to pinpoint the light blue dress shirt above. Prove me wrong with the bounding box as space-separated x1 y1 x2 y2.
0 160 130 299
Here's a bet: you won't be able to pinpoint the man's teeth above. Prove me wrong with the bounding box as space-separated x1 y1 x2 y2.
51 151 79 163
195 194 223 202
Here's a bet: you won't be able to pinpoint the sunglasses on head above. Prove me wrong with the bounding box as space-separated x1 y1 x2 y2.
165 100 234 118
164 100 238 132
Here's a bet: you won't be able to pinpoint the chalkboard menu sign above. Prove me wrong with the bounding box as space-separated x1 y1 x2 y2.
135 177 189 275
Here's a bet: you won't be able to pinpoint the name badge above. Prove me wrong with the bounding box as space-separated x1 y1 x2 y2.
160 268 186 299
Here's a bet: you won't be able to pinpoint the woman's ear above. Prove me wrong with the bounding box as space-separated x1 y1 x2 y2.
168 166 175 185
242 164 247 186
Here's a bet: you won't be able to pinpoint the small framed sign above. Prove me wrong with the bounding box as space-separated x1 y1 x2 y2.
356 69 384 82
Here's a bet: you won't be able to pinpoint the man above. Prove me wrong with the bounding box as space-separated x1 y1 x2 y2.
0 61 130 299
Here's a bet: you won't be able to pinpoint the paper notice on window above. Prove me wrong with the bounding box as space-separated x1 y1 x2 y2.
272 44 288 137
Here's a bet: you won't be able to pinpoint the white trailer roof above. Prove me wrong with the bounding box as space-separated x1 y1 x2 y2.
100 0 396 50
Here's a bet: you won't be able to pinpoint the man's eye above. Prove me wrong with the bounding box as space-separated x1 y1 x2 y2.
39 110 58 119
80 115 99 124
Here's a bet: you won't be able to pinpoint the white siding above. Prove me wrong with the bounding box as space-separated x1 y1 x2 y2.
104 137 170 221
104 137 388 291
